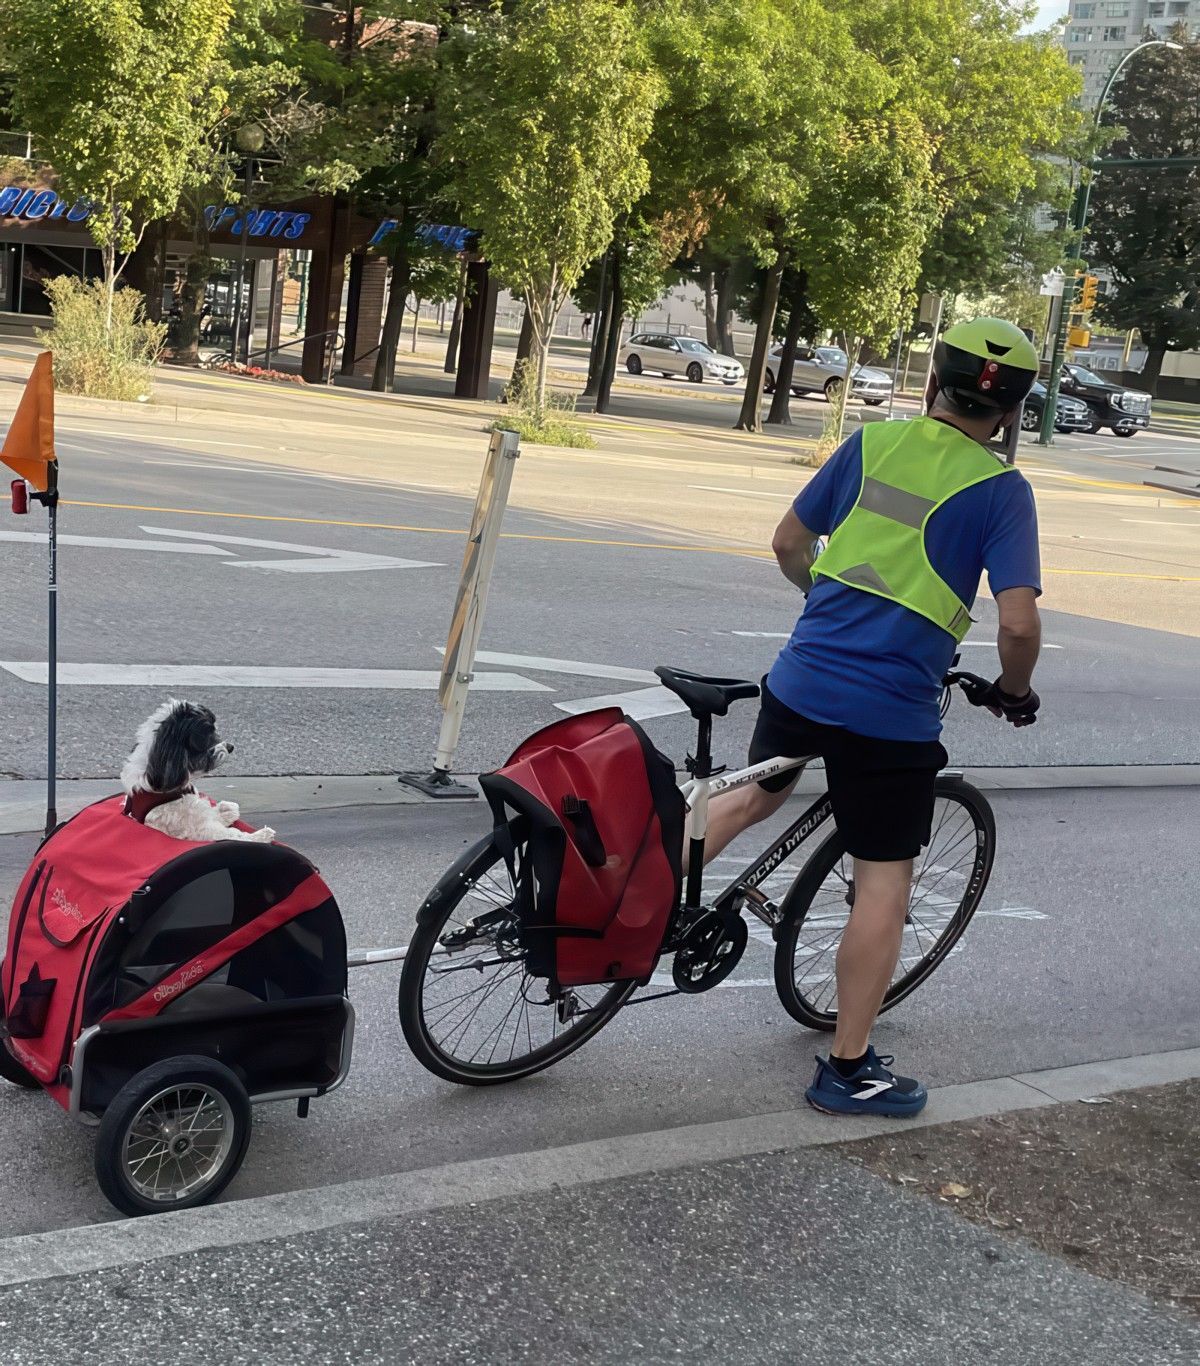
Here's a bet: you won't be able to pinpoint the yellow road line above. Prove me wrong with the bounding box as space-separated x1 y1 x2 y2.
63 500 772 559
62 499 1200 579
1044 567 1200 582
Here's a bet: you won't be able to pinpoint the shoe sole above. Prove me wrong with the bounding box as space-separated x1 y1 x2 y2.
805 1091 927 1119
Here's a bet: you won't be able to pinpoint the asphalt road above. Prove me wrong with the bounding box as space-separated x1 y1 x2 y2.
0 785 1197 1236
0 415 1196 779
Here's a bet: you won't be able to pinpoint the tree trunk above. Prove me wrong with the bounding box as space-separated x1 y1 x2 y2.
584 249 614 398
735 248 787 433
1138 344 1166 396
444 262 466 373
703 271 720 350
830 337 859 446
504 307 536 402
372 241 412 392
594 254 624 416
411 297 421 352
171 253 211 365
715 267 736 356
766 276 808 425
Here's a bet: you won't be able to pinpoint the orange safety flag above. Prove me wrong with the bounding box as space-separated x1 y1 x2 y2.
0 351 56 492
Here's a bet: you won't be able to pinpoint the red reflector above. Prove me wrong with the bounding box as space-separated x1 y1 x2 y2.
10 480 28 515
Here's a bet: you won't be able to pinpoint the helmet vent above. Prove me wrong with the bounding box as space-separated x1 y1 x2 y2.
985 340 1012 357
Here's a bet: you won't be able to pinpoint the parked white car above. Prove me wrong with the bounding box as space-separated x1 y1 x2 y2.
620 333 745 385
765 344 893 405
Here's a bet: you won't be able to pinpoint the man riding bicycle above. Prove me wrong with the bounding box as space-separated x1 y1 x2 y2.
702 317 1043 1117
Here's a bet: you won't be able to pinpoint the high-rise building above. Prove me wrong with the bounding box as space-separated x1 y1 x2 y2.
1063 1 1199 105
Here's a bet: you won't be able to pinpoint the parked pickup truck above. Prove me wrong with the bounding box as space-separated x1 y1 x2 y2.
1059 362 1152 438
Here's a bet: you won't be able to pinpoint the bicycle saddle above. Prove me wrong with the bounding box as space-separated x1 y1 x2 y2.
654 666 760 719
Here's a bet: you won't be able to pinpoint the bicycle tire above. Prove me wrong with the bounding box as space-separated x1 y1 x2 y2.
399 826 637 1086
773 776 996 1031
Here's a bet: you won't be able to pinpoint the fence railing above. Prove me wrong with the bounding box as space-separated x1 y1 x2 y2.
0 131 36 161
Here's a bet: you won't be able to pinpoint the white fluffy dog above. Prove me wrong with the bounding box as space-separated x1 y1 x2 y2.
121 699 275 844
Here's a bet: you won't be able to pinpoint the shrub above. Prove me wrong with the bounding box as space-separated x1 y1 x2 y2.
36 276 166 401
492 358 596 450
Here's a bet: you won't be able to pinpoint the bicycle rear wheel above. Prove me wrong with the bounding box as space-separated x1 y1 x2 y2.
773 776 995 1031
398 824 636 1085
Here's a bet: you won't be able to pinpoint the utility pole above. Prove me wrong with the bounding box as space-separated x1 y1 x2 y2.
1038 37 1182 445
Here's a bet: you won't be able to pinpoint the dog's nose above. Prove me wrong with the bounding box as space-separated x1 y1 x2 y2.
226 742 235 754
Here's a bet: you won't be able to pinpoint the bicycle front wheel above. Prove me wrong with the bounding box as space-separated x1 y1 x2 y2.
773 776 995 1031
398 824 636 1085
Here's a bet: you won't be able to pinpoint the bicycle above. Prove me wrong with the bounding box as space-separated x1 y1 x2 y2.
399 666 997 1085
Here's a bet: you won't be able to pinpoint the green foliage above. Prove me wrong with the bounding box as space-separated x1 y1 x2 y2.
838 0 1085 297
0 0 234 259
36 276 166 400
800 114 937 349
441 0 660 409
493 359 596 450
1088 32 1200 387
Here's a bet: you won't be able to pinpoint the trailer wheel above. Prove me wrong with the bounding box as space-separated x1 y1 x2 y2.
95 1055 252 1217
0 1041 39 1090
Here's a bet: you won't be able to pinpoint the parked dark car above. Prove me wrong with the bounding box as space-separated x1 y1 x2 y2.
1058 363 1151 437
1020 381 1092 435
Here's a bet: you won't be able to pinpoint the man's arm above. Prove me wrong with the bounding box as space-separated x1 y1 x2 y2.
995 586 1041 698
772 509 820 593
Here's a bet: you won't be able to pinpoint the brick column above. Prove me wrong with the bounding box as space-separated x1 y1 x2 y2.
351 255 389 376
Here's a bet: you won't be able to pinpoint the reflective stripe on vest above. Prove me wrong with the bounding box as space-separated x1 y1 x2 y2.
811 417 1013 642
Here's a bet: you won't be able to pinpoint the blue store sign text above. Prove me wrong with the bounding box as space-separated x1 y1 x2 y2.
0 184 92 223
204 205 312 239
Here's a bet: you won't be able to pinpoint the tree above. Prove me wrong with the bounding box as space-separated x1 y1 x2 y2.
0 0 234 330
1088 32 1200 394
439 0 659 415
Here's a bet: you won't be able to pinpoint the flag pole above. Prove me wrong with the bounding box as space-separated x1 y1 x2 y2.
45 466 58 835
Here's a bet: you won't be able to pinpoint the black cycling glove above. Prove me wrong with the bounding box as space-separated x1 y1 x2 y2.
981 678 1041 727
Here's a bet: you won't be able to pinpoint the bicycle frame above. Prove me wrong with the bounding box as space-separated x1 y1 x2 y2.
678 754 834 938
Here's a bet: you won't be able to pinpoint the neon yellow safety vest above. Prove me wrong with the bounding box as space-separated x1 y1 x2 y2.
811 417 1014 642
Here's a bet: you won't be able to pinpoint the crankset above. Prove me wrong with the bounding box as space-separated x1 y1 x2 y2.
671 908 748 994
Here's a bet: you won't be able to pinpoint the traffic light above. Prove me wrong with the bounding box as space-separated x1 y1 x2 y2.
1078 274 1099 312
1068 325 1092 349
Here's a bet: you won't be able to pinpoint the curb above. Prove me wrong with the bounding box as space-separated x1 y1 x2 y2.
0 766 1192 836
1 1044 1197 1288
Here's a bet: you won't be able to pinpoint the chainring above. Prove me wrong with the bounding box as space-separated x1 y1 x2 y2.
671 908 748 994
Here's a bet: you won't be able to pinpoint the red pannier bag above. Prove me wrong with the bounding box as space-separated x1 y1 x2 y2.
479 709 685 991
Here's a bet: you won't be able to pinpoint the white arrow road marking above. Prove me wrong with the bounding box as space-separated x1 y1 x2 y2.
467 651 658 684
0 529 227 556
0 663 550 691
141 526 440 573
555 685 685 720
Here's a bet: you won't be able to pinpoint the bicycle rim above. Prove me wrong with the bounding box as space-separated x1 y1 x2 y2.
773 779 994 1030
399 831 635 1084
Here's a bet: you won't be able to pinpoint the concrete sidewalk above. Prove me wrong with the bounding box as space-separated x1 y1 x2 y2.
3 1049 1199 1365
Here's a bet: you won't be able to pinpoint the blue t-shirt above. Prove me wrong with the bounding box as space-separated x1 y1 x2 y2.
767 422 1041 742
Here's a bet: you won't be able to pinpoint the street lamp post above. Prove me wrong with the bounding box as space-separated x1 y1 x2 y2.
230 121 266 367
1037 39 1182 445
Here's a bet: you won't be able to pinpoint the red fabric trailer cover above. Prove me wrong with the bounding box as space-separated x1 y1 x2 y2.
1 796 333 1095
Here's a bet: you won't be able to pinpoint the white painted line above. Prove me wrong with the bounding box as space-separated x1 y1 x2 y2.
1121 518 1200 526
140 525 440 573
555 685 686 720
689 484 795 501
468 651 658 684
0 529 226 556
0 663 551 692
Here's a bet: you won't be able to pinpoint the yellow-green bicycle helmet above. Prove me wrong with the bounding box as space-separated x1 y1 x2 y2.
933 317 1039 415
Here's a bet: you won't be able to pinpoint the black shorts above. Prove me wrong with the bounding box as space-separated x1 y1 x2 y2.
749 679 948 863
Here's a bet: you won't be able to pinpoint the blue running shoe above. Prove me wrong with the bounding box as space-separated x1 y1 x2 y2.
805 1047 928 1117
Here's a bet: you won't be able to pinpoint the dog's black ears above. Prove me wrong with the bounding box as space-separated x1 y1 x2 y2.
145 702 217 792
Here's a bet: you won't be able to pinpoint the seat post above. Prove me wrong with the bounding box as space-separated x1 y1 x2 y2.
685 713 715 910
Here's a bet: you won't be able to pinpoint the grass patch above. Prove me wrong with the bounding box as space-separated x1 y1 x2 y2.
493 358 596 449
37 276 165 401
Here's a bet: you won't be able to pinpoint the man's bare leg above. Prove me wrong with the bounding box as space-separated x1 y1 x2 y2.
830 856 912 1059
682 778 798 873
